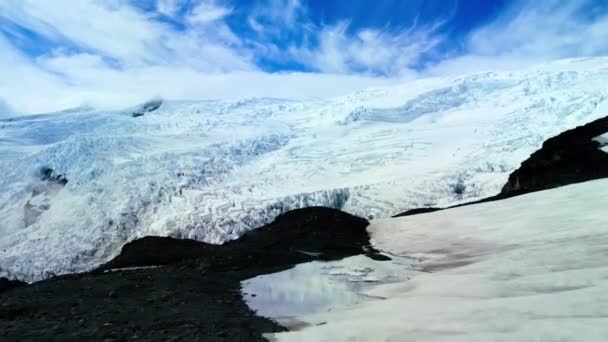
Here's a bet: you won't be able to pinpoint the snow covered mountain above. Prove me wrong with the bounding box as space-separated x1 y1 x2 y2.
261 178 608 341
2 57 608 281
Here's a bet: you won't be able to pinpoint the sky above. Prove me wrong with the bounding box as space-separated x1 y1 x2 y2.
1 0 608 114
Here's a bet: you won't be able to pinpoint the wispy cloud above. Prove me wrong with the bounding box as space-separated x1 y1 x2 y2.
427 0 608 75
470 0 608 58
187 0 233 25
247 0 307 32
288 20 444 76
0 0 607 114
156 0 184 17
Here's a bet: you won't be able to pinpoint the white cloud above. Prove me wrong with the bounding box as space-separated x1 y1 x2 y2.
245 0 315 51
247 16 265 34
187 0 232 24
0 0 252 72
157 0 186 17
0 35 77 113
0 0 607 114
288 21 443 76
0 0 399 114
425 0 608 76
249 0 305 31
468 0 608 58
0 0 167 66
0 32 395 113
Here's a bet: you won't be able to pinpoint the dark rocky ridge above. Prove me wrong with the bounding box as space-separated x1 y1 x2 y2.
396 114 608 217
501 115 608 195
1 207 377 341
98 207 376 272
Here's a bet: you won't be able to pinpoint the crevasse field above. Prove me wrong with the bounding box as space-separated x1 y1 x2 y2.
2 58 608 281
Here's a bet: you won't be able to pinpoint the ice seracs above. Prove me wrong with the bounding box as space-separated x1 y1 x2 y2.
1 57 608 280
265 179 608 342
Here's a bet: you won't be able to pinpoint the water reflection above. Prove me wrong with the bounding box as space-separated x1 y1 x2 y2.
241 254 417 323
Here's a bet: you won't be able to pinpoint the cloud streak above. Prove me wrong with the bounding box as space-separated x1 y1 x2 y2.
470 0 608 58
427 0 608 75
287 20 444 76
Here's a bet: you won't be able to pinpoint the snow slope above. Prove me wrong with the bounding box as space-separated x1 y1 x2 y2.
265 178 608 342
2 57 608 280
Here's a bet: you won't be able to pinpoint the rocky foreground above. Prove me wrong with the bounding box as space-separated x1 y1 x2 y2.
0 208 380 341
1 115 607 341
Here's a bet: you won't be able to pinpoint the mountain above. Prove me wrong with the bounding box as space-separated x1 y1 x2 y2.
2 57 608 281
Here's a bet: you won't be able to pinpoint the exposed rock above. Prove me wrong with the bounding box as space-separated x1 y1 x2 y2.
131 98 163 118
99 207 371 272
98 236 218 271
501 115 608 196
39 167 68 186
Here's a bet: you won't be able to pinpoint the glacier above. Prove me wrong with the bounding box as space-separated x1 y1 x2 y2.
1 57 608 281
263 178 608 342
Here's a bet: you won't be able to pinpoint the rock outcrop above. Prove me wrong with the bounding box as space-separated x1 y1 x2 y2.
501 115 608 196
131 98 163 117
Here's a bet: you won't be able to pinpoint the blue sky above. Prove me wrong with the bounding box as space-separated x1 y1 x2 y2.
1 0 607 113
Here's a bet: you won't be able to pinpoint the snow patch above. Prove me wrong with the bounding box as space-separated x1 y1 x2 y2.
267 179 608 342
